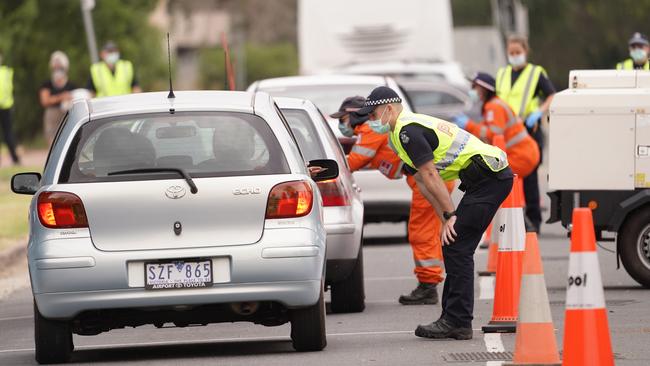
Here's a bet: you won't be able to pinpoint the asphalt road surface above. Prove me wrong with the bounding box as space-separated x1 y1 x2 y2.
0 217 649 366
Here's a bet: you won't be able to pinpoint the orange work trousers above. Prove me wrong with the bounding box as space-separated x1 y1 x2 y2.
406 175 456 284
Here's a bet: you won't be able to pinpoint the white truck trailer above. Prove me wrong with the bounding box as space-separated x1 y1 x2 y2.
548 70 650 287
297 0 454 75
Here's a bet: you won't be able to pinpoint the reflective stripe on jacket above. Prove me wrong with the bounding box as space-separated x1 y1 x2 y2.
0 66 14 109
90 60 134 97
347 123 404 179
465 97 539 177
496 63 545 118
390 111 508 181
616 58 650 70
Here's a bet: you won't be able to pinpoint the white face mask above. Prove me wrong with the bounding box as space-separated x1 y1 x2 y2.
105 52 120 65
508 53 527 68
51 69 67 85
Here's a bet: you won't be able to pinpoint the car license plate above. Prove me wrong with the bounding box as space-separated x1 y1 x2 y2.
145 259 213 290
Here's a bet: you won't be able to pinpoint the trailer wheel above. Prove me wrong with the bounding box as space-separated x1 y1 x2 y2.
619 206 650 288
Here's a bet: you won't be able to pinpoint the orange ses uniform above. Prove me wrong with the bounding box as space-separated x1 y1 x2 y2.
465 96 540 178
347 123 448 284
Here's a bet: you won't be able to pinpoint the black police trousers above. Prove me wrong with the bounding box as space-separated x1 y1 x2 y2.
440 159 513 328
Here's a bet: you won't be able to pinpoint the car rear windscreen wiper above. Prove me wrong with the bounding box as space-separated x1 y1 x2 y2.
108 167 198 194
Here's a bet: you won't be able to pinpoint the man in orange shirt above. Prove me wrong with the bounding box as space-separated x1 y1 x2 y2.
332 96 453 305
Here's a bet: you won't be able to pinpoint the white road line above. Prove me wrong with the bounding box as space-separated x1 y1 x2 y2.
483 333 505 353
0 330 421 354
0 315 32 322
479 276 495 300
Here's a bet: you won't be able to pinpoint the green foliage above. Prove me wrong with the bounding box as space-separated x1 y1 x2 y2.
452 0 493 26
0 0 166 141
523 0 650 88
199 42 298 90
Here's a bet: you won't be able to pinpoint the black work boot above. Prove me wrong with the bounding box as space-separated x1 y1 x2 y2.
414 317 473 340
398 282 438 305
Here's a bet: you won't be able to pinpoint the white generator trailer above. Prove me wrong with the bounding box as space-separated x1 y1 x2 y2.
548 70 650 287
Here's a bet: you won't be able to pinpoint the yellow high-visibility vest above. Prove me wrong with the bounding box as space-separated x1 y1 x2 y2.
496 64 546 118
90 60 134 97
0 66 14 109
390 111 508 181
616 59 650 70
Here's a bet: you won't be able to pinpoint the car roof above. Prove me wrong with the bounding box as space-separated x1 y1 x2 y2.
273 96 315 109
253 74 389 89
84 91 257 118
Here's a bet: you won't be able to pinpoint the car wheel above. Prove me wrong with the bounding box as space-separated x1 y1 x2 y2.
330 244 365 313
34 301 73 364
289 284 327 352
619 206 650 288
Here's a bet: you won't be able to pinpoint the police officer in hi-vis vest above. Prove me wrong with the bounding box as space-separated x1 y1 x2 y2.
616 32 650 70
0 53 20 166
357 86 513 340
496 34 556 233
87 41 142 98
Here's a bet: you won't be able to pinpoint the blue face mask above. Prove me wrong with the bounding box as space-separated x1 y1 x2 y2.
368 106 391 134
468 89 480 104
630 48 648 63
338 122 354 137
368 120 391 134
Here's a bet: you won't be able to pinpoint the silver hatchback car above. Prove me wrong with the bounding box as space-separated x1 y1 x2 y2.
11 91 340 364
276 97 365 314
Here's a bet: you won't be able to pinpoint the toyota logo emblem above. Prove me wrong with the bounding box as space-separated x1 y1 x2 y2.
165 185 186 199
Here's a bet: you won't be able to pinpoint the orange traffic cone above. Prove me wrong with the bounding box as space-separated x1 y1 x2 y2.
478 134 507 276
562 208 614 366
508 233 560 365
478 218 499 276
482 174 526 333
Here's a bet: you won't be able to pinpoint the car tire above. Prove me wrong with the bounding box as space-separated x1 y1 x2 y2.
289 284 327 352
34 301 73 364
330 245 365 313
619 206 650 288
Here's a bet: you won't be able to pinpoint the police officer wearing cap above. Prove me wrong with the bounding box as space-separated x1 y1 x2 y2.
617 32 650 70
358 86 513 340
87 41 142 98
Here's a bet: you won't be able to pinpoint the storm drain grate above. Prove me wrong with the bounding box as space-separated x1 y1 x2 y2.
443 351 513 362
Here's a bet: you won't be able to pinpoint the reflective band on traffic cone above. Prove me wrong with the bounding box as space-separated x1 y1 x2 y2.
562 208 614 366
478 134 507 277
508 233 560 366
482 174 525 333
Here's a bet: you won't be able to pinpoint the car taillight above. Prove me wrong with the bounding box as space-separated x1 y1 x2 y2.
317 179 350 207
37 192 88 228
266 181 313 219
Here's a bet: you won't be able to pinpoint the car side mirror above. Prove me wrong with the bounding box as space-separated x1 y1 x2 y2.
308 159 339 182
11 172 42 195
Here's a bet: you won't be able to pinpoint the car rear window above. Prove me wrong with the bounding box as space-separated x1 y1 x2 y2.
59 112 289 183
280 108 326 162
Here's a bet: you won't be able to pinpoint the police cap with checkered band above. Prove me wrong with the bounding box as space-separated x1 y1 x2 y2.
357 86 402 115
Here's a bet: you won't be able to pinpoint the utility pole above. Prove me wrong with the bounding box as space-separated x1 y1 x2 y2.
81 0 99 63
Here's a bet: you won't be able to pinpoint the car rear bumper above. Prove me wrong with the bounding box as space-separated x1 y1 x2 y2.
29 227 325 319
35 280 321 319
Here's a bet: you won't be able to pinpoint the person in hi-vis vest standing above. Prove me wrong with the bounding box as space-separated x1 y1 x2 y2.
357 86 513 340
0 53 20 166
87 41 141 97
616 32 650 70
496 35 556 233
333 96 454 305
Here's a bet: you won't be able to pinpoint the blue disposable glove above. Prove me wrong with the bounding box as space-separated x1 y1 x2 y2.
452 114 469 129
525 110 543 128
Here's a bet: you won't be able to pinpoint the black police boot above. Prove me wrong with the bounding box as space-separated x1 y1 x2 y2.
414 317 473 340
398 282 438 305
